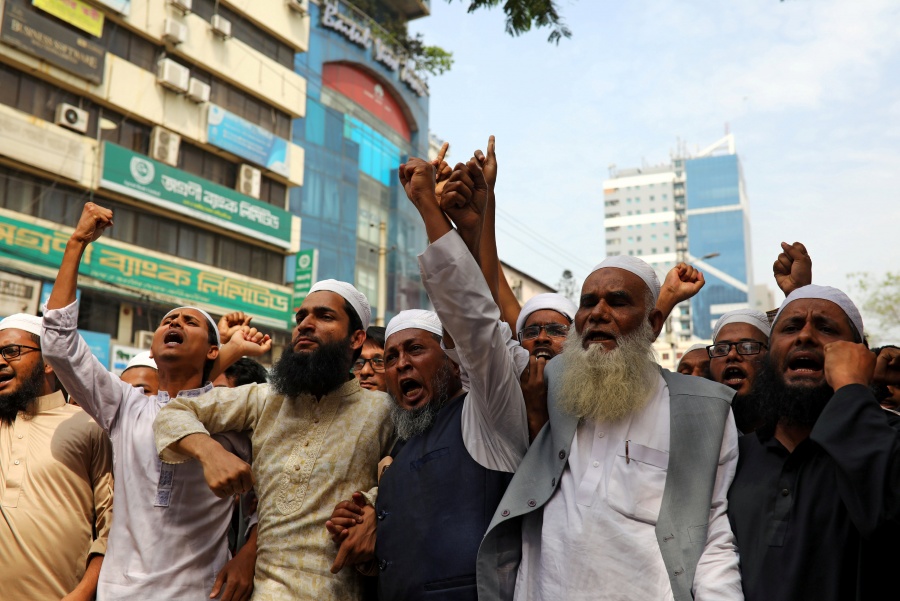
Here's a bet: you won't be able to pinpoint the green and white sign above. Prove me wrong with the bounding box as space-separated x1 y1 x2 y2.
292 249 318 313
0 210 293 328
100 142 293 249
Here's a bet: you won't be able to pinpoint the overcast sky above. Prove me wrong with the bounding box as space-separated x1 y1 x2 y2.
410 0 900 335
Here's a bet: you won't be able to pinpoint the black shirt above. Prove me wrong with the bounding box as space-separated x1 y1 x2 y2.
728 384 900 601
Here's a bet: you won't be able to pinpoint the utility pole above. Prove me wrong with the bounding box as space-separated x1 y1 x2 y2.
376 220 387 326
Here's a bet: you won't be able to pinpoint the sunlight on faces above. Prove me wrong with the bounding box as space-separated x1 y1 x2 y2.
709 322 769 395
293 291 365 355
150 309 218 370
521 309 571 360
677 349 711 378
0 328 52 420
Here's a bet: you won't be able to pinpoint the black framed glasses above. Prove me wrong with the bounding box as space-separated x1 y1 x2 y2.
352 357 385 373
519 323 570 341
0 344 41 361
707 341 767 358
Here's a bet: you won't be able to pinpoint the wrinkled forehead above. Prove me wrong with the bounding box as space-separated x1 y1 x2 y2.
773 298 851 329
715 322 769 344
300 290 349 316
582 267 651 300
385 328 441 353
161 307 209 326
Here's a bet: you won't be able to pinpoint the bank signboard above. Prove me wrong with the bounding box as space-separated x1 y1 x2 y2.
1 0 105 83
292 249 318 313
100 142 293 249
0 210 293 328
207 105 291 178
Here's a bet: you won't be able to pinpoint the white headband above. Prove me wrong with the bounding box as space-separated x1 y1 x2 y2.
774 284 864 339
386 310 443 341
124 350 157 372
163 307 220 345
713 309 772 342
515 293 578 334
0 313 42 338
307 279 371 331
590 255 661 304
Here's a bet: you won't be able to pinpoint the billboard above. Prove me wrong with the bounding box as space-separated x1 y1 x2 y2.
207 104 290 178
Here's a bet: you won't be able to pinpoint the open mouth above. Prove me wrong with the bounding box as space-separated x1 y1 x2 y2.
398 377 425 404
786 352 824 376
0 372 13 388
533 348 554 360
721 366 747 389
163 329 184 346
583 330 616 346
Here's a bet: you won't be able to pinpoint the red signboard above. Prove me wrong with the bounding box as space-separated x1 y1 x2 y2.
322 63 411 141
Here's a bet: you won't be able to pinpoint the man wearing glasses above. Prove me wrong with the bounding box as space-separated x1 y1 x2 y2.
353 326 387 392
0 313 113 601
708 309 771 434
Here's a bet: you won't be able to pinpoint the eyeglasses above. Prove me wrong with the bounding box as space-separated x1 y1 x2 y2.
519 323 570 341
0 344 41 361
707 341 767 358
351 357 385 373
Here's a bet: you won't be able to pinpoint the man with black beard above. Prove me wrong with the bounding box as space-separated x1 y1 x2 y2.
0 313 113 601
476 254 743 601
155 279 393 601
727 284 900 601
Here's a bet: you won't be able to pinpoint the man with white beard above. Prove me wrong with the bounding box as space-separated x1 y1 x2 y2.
476 255 743 601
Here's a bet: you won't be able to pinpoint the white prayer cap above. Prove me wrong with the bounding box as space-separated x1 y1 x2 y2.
774 284 864 339
713 309 771 342
307 279 371 331
677 343 710 368
386 310 443 341
515 293 578 334
590 256 661 304
124 351 157 372
0 313 42 338
163 307 220 345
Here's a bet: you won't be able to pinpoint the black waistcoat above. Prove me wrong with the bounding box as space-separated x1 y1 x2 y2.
375 393 513 600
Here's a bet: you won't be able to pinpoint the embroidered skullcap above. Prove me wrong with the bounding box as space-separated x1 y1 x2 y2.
713 309 771 342
677 343 710 368
164 307 221 345
774 284 864 338
308 279 371 331
0 313 42 337
386 310 443 341
591 256 661 304
515 293 578 334
124 350 157 372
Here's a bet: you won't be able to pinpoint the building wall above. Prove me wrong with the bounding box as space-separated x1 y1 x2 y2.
291 0 430 319
0 0 308 364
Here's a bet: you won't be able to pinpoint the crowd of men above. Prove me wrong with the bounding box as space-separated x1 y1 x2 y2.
2 139 899 601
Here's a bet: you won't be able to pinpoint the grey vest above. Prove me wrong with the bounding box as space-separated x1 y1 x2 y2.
475 358 734 601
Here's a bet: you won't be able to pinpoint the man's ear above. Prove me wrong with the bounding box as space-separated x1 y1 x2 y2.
648 308 665 342
350 329 366 351
206 345 220 362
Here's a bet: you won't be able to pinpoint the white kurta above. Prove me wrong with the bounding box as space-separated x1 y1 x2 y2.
515 374 742 600
42 301 250 601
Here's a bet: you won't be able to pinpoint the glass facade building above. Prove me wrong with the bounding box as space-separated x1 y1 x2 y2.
685 154 752 339
291 0 431 319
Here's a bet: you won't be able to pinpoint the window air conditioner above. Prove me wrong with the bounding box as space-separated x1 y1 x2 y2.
54 103 89 134
150 126 181 166
134 330 155 348
162 18 187 45
237 164 262 199
169 0 192 14
211 14 232 39
157 58 190 93
286 0 308 15
186 78 211 103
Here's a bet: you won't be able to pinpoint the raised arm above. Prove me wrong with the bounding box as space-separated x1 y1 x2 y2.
773 241 812 298
656 262 705 321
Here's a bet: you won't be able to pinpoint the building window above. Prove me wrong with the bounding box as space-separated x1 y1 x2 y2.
192 0 295 69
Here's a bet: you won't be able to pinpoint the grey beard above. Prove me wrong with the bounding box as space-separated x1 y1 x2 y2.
389 362 454 440
557 320 659 423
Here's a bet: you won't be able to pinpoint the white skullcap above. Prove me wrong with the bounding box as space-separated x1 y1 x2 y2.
0 313 42 338
515 293 578 334
386 310 443 341
774 284 864 338
308 280 371 331
124 350 157 372
591 256 661 304
677 343 710 368
164 307 220 345
713 309 772 342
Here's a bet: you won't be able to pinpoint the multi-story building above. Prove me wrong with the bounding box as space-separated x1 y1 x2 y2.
0 0 309 367
291 0 431 324
603 134 753 341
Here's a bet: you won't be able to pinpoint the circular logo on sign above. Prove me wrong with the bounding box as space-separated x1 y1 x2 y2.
374 84 384 104
298 254 312 269
130 157 155 185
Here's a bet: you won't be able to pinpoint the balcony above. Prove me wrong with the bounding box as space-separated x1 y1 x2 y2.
380 0 430 20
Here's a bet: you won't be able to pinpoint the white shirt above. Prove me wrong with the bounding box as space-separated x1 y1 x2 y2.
515 374 742 600
419 230 530 473
42 301 249 601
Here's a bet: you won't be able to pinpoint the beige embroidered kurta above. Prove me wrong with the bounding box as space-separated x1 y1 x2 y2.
154 378 394 601
0 391 113 600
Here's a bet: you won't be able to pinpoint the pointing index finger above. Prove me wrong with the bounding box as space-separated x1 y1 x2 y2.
435 141 449 166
